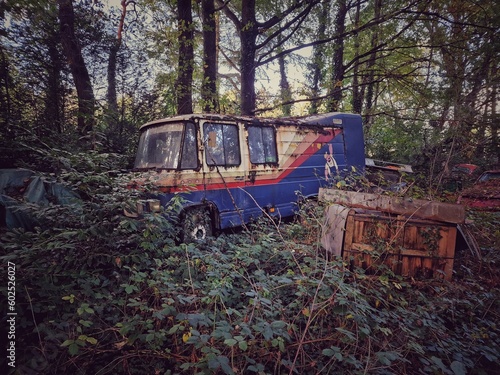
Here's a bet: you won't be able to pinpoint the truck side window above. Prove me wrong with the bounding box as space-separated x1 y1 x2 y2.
248 126 277 164
204 123 241 166
180 122 198 169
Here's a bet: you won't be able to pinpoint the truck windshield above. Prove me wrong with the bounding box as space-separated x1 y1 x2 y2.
134 122 197 170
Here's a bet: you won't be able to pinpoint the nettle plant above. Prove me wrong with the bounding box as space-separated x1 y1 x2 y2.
0 152 498 374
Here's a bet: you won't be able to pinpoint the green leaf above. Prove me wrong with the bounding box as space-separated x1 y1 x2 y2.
62 294 75 303
359 325 371 336
335 327 356 340
68 343 79 356
86 337 97 345
79 319 93 328
451 361 466 375
430 356 448 372
77 304 95 315
322 348 335 356
322 346 341 358
271 321 287 329
168 324 181 334
376 351 395 366
61 339 74 347
224 338 237 347
278 338 285 352
216 356 234 375
124 284 137 294
238 340 248 351
378 327 392 336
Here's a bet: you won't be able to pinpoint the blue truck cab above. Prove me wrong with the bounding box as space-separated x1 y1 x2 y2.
129 112 365 240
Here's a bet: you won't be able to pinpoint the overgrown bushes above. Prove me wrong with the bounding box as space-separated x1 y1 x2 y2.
0 156 499 374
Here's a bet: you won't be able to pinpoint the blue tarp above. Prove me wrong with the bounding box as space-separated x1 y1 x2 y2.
0 169 80 229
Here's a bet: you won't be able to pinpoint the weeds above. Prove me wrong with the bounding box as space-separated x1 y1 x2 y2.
0 155 499 374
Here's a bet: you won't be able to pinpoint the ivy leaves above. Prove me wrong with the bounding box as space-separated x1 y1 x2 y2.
0 154 499 374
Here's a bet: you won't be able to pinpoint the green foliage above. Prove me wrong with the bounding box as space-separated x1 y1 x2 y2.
0 154 499 374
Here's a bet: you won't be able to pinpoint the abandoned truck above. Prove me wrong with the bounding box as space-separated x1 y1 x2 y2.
127 112 365 240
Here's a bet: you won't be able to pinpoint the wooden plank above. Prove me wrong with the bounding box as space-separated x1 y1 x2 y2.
422 258 434 278
400 249 430 257
340 209 457 280
440 227 457 258
351 243 373 251
319 188 465 224
439 226 456 280
403 226 419 250
343 211 355 251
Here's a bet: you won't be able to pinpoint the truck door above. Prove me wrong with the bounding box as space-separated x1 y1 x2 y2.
200 120 247 229
245 125 280 218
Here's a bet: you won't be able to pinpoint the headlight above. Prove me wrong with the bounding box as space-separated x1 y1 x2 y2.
124 199 162 217
145 199 161 213
138 199 161 214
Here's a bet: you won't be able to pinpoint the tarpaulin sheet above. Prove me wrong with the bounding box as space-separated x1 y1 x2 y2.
0 169 80 229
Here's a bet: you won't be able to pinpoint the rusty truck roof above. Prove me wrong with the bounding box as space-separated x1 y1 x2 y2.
138 112 361 131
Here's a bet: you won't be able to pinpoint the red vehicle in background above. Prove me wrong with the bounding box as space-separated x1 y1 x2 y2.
452 164 479 175
441 164 480 192
457 170 500 210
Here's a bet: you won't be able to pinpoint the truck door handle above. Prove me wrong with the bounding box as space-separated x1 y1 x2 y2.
248 171 256 184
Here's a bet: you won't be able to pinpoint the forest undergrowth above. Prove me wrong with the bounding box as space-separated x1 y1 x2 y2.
0 152 499 375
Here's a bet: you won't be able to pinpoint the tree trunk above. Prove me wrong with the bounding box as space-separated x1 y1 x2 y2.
107 40 120 116
278 50 292 116
44 30 64 135
351 0 362 114
328 0 347 112
106 0 129 140
363 0 382 128
57 0 95 134
201 0 218 113
176 0 194 115
240 0 258 116
487 68 499 164
309 0 329 114
0 47 12 138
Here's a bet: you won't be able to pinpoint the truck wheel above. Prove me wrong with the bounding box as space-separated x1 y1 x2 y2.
182 207 213 242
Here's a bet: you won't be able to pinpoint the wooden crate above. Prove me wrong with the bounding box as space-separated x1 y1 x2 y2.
343 210 456 280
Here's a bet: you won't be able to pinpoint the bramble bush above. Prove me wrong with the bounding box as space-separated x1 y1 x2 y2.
0 153 499 374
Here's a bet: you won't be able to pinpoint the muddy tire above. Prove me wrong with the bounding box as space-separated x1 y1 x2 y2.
182 207 213 242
